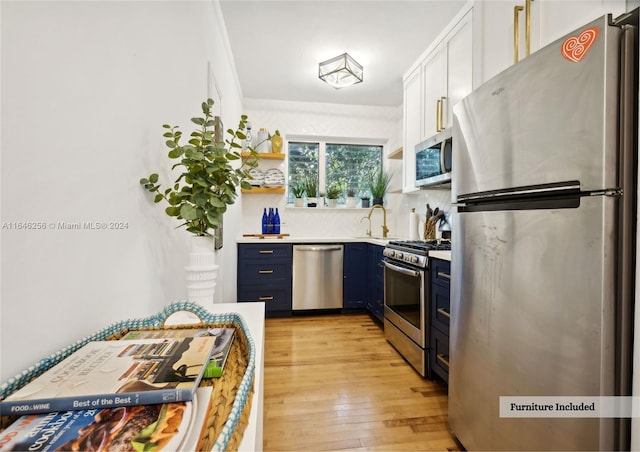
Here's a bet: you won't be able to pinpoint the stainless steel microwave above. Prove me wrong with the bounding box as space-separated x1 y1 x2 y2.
415 128 452 188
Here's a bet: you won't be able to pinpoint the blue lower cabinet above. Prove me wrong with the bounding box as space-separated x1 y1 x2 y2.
343 243 369 312
431 326 450 383
237 286 291 315
430 258 451 383
367 244 384 323
237 243 292 317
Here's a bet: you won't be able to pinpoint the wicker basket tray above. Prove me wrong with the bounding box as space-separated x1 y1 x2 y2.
0 301 255 452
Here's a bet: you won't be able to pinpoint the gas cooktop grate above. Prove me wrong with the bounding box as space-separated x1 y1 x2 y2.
387 239 451 252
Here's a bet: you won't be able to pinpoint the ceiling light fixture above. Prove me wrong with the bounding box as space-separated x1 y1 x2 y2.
318 53 363 89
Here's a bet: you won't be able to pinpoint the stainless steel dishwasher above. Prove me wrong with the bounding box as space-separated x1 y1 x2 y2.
292 244 344 310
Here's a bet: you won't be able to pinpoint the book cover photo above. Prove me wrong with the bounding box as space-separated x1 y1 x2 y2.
121 328 236 378
0 336 217 416
0 386 213 452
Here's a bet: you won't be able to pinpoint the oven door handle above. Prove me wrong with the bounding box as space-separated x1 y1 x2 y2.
384 261 421 278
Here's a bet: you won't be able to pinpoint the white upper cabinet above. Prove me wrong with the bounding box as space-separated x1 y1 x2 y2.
534 0 627 47
423 9 473 139
422 48 446 141
402 3 473 193
476 0 628 85
442 11 473 131
402 65 422 193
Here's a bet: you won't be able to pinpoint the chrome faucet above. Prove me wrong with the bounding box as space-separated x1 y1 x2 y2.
367 204 389 238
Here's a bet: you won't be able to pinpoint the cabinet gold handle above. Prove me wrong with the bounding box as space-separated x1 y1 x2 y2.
439 96 446 131
437 308 451 319
259 296 274 301
436 98 442 132
259 250 274 254
437 354 450 368
437 271 451 280
514 5 523 63
525 0 533 56
258 270 273 274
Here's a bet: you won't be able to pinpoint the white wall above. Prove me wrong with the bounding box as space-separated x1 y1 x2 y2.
240 98 453 241
0 0 243 382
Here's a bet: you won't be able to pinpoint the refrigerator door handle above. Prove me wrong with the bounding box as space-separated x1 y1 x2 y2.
525 0 533 56
514 5 524 63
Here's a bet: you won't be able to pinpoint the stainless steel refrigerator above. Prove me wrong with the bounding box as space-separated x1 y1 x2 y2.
450 10 637 451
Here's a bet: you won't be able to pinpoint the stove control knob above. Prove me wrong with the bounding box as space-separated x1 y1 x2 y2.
410 256 418 264
395 252 403 260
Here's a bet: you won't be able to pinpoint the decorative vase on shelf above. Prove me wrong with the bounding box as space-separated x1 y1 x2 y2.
294 197 304 207
361 198 370 208
372 197 383 206
346 196 356 208
271 134 283 154
307 197 317 207
185 236 219 307
328 199 338 208
257 128 270 153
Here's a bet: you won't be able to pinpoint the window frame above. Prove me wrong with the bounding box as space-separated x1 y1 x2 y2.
287 135 386 205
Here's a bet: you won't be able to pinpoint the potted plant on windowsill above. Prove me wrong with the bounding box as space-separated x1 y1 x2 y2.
289 179 305 207
140 98 258 305
305 177 318 207
346 187 357 208
369 168 392 206
326 183 341 208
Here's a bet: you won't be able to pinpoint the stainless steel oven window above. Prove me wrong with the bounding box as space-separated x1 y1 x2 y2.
384 262 425 330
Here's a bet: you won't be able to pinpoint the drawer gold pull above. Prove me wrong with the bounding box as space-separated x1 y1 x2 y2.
437 354 450 368
437 308 451 319
437 271 451 280
259 250 274 254
258 270 274 274
259 296 274 301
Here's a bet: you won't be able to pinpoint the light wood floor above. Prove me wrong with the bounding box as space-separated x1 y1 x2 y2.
262 314 460 451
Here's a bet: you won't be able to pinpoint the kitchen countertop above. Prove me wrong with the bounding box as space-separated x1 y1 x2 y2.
237 236 453 261
429 250 452 261
237 236 398 246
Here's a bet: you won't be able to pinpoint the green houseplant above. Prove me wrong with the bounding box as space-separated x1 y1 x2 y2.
326 183 341 208
369 169 392 206
305 177 319 207
289 179 306 207
140 98 258 237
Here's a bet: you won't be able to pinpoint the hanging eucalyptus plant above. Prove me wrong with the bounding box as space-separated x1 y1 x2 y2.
140 98 258 237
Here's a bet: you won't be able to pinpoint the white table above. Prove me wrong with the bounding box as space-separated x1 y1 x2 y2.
166 302 265 451
209 302 264 451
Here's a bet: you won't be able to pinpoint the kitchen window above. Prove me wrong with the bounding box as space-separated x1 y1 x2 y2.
287 141 383 204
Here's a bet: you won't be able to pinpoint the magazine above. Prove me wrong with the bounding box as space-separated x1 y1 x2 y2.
0 336 217 416
0 386 213 451
121 328 236 378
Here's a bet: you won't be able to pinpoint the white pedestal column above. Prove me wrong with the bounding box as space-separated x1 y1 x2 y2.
185 236 218 307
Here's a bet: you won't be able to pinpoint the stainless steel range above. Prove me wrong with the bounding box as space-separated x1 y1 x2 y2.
383 239 451 377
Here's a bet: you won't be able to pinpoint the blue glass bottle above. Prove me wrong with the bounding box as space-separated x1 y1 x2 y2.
267 208 274 234
261 208 268 234
274 208 281 234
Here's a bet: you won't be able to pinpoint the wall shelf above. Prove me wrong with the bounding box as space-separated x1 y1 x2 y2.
242 187 286 194
241 152 285 160
388 147 403 160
